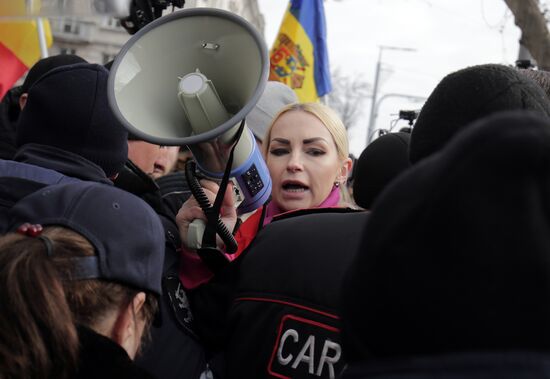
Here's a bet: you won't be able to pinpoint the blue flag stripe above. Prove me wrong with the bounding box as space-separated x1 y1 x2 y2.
289 0 332 97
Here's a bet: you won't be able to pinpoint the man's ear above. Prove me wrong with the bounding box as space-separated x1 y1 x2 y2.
111 292 146 359
19 93 28 110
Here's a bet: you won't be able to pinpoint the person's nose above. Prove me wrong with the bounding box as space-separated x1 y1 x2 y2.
286 151 304 173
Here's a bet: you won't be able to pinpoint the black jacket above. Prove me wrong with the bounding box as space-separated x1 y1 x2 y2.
0 86 21 160
191 208 368 379
115 160 208 379
0 143 112 232
13 143 113 184
73 326 156 379
342 352 550 379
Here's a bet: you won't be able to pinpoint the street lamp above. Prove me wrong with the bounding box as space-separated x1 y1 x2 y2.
366 45 416 146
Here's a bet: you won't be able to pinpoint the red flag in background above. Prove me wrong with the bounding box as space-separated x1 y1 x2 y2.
0 1 52 99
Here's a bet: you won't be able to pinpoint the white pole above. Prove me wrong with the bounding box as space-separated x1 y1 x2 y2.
27 0 48 58
366 47 383 146
36 17 49 58
366 45 416 145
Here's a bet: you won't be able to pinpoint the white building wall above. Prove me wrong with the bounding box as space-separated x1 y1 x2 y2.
50 0 265 64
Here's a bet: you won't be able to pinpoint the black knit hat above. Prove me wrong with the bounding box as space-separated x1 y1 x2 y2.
410 64 550 163
343 111 550 361
353 132 411 209
16 63 128 177
8 181 165 295
21 54 87 93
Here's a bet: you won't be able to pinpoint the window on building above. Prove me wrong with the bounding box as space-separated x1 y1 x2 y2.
60 47 77 55
103 17 122 28
62 19 80 34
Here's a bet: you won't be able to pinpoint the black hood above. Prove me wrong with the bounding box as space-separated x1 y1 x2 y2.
343 110 550 361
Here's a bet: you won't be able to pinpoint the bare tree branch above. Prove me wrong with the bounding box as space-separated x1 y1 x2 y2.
327 68 371 130
504 0 550 70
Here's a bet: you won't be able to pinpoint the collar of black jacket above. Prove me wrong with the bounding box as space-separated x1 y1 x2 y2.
75 325 157 379
13 144 113 184
114 159 159 196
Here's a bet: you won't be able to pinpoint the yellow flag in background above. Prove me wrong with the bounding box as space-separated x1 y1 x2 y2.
0 1 52 99
269 0 331 102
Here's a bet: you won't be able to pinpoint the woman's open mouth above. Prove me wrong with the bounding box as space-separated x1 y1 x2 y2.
282 181 309 193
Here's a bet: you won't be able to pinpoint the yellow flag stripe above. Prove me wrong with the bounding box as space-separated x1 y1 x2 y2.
270 10 318 102
0 20 53 67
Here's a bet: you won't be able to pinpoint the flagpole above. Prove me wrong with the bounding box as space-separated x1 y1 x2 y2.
28 0 48 58
36 17 49 58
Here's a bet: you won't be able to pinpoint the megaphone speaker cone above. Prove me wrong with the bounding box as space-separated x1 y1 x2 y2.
108 7 272 215
107 7 268 146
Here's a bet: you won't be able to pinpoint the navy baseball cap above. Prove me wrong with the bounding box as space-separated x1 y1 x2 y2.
8 181 165 295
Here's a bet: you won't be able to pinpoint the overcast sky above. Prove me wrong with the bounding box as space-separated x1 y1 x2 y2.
257 0 521 156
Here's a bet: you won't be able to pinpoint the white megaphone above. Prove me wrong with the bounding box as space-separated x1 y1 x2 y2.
107 8 271 252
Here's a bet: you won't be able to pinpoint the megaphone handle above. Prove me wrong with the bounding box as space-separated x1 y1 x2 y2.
185 119 247 255
186 212 238 251
185 160 238 253
187 219 206 250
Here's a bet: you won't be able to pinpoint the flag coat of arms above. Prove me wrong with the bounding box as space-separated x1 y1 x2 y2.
0 1 52 99
269 0 331 102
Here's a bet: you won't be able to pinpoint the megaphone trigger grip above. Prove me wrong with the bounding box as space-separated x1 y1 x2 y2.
184 160 238 254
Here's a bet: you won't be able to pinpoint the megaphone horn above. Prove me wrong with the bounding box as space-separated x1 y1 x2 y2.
107 7 271 214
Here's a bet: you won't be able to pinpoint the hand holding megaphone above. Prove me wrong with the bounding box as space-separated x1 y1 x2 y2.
176 179 237 251
107 8 271 265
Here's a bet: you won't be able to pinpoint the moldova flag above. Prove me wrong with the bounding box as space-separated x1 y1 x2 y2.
269 0 331 102
0 2 52 99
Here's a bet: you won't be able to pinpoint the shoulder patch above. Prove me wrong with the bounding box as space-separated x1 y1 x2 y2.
163 275 198 339
268 314 343 379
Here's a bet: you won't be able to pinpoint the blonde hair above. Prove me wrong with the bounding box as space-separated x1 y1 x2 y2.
262 102 349 161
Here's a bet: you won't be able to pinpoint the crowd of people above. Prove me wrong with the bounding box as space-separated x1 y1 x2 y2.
1 49 550 379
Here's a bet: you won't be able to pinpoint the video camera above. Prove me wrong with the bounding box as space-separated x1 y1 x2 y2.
119 0 185 34
398 110 420 126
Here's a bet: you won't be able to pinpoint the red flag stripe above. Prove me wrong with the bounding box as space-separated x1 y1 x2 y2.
0 42 28 100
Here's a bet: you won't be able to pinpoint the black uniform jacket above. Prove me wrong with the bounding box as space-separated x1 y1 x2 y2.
73 326 156 379
191 208 369 379
115 160 208 379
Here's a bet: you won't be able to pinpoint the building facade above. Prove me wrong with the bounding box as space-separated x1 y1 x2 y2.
49 0 265 64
